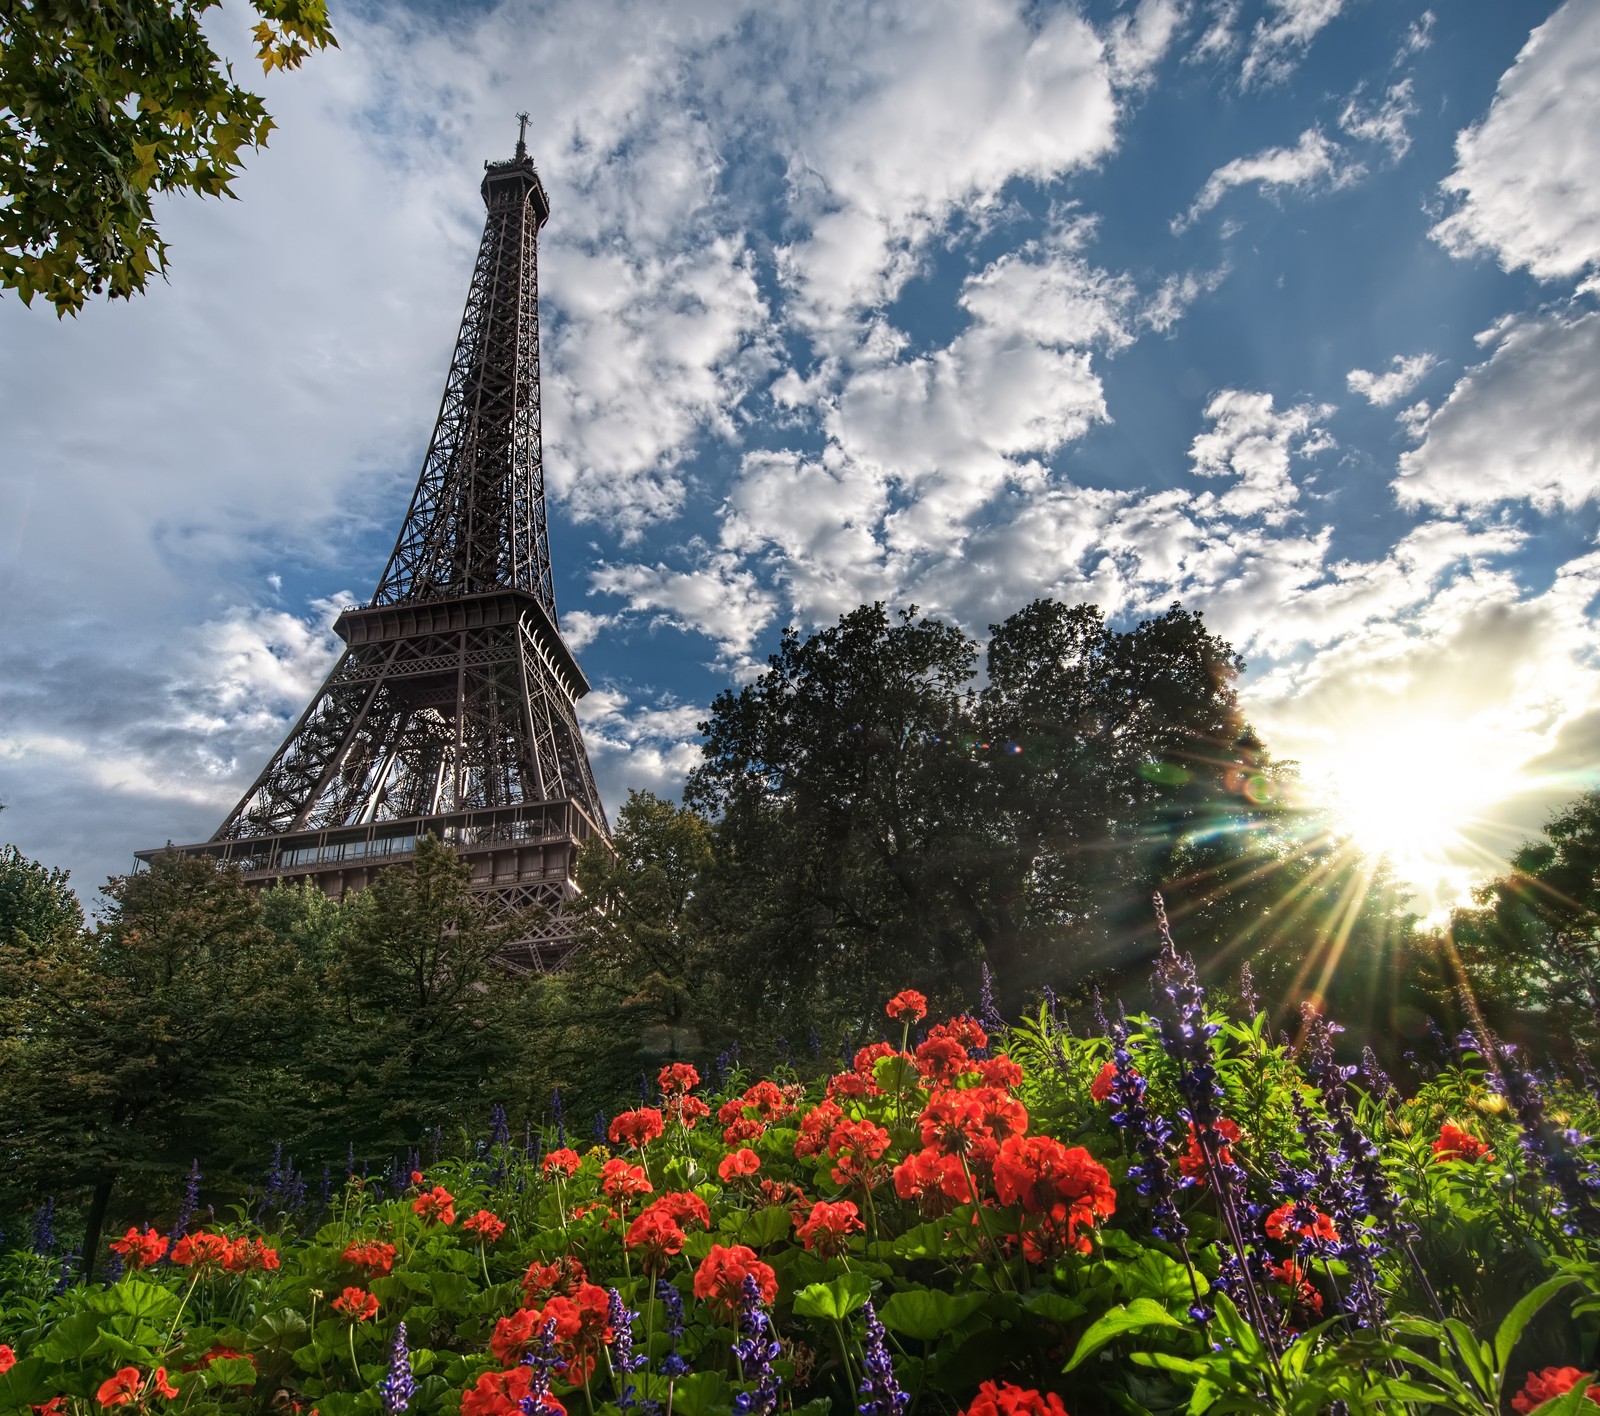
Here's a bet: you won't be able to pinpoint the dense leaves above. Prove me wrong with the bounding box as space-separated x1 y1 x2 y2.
0 0 336 314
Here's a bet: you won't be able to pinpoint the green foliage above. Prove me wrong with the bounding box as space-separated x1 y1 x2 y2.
0 0 335 315
0 842 82 944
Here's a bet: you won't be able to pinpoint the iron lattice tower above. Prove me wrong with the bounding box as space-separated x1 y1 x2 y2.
139 121 609 966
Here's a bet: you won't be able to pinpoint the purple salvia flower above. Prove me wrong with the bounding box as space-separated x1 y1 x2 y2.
1238 961 1261 1020
1109 1008 1190 1243
380 1321 416 1415
32 1197 56 1254
169 1161 200 1248
978 961 1004 1038
857 1301 909 1416
490 1104 512 1147
1091 987 1109 1038
101 1248 124 1284
656 1277 689 1380
606 1287 645 1409
731 1274 782 1416
1491 1044 1600 1236
1360 1048 1398 1110
518 1317 561 1416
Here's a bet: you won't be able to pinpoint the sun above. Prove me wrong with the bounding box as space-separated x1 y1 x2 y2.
1312 718 1522 912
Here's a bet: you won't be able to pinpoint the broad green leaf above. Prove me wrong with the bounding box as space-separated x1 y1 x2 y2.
34 1308 102 1362
879 1288 989 1342
1024 1291 1088 1326
204 1356 259 1388
1494 1277 1576 1372
739 1204 793 1248
792 1271 873 1322
873 1054 919 1093
1063 1298 1182 1372
667 1370 731 1416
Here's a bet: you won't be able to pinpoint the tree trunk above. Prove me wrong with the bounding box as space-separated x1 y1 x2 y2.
81 1176 115 1281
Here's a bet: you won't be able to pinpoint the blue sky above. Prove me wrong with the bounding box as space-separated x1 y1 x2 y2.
2 0 1598 914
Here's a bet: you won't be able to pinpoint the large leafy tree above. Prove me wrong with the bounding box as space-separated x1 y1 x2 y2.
0 0 335 314
0 842 83 943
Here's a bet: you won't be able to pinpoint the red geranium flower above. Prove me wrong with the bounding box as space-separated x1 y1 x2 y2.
659 1062 701 1094
723 1116 768 1144
994 1135 1116 1256
893 1147 977 1215
914 1035 972 1084
96 1369 143 1408
342 1240 396 1276
492 1286 611 1380
464 1210 508 1243
0 1346 14 1375
170 1231 233 1268
332 1287 379 1322
521 1255 588 1303
694 1244 777 1317
108 1227 168 1270
600 1158 653 1203
410 1169 424 1184
542 1148 582 1178
919 1087 1028 1159
1265 1201 1339 1247
959 1379 1068 1416
412 1185 456 1225
719 1148 762 1183
1267 1258 1324 1324
671 1095 711 1129
886 990 928 1022
223 1237 279 1273
795 1100 844 1157
854 1041 900 1076
977 1054 1024 1091
1433 1123 1494 1164
930 1016 989 1051
826 1071 878 1101
36 1399 66 1415
796 1200 865 1257
1178 1118 1241 1184
827 1118 892 1187
625 1207 687 1271
1089 1062 1119 1103
1512 1367 1600 1413
610 1108 666 1149
461 1366 564 1416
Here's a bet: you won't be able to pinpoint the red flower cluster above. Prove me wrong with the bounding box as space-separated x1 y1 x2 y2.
1265 1202 1339 1246
658 1061 701 1093
461 1366 566 1416
1178 1118 1241 1185
331 1287 379 1322
521 1255 589 1304
609 1107 666 1149
993 1135 1115 1258
169 1231 279 1272
1089 1062 1119 1104
717 1080 800 1144
97 1367 179 1407
108 1227 169 1269
672 1095 711 1129
625 1191 713 1272
918 1087 1028 1162
796 1199 865 1257
342 1240 396 1276
694 1244 777 1317
0 1346 14 1375
542 1148 582 1179
600 1158 653 1204
959 1380 1069 1416
464 1210 508 1243
914 1035 972 1084
886 989 928 1022
795 1099 844 1157
893 1148 976 1215
827 1070 877 1102
826 1118 892 1187
1267 1258 1324 1324
1511 1368 1600 1413
719 1148 762 1182
412 1185 456 1225
1432 1123 1494 1164
491 1285 612 1380
976 1054 1024 1091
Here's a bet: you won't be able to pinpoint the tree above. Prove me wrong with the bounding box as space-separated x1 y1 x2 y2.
1442 789 1600 1058
0 842 83 943
527 792 730 1113
0 0 335 315
0 851 305 1269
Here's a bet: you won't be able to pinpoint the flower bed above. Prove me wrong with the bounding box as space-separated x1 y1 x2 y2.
3 929 1600 1415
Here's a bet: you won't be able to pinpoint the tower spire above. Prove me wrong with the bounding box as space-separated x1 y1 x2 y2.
139 128 607 967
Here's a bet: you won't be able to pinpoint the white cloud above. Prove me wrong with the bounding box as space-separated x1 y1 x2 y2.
1187 389 1335 523
1175 128 1360 231
1346 351 1438 406
1430 0 1600 282
578 688 708 803
1396 309 1600 511
589 551 779 656
1141 265 1229 332
1339 79 1419 161
1106 0 1190 90
1240 0 1347 89
1396 11 1435 61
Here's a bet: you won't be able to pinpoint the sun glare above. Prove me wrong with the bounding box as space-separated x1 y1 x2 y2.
1313 720 1521 914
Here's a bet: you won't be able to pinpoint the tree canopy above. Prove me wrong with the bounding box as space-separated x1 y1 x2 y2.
0 0 335 315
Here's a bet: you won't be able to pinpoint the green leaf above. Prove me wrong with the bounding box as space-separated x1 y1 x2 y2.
1494 1277 1576 1372
34 1308 102 1362
1023 1291 1088 1326
1063 1299 1182 1372
879 1289 990 1342
873 1054 919 1093
666 1370 730 1416
204 1356 259 1388
739 1204 793 1248
792 1271 874 1322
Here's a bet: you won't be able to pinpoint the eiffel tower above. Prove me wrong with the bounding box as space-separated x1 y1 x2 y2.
139 119 609 967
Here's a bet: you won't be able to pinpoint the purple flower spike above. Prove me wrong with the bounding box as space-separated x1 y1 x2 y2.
858 1301 909 1416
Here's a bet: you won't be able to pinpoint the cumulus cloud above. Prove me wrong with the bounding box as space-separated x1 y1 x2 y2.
1430 0 1600 282
1395 309 1600 511
589 550 779 656
1187 390 1335 523
1346 352 1438 406
1106 0 1191 90
1240 0 1347 89
1174 128 1360 231
578 688 708 804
